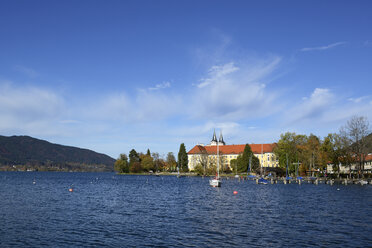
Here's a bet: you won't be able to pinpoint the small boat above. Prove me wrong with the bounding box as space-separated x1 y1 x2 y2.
209 177 221 187
209 140 221 187
258 178 268 185
358 180 368 185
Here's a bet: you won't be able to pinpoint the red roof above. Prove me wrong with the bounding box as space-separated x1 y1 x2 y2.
188 144 277 155
366 154 372 161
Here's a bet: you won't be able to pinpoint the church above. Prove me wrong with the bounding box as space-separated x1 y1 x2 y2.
187 130 279 171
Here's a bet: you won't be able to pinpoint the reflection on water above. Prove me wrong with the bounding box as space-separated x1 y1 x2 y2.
0 172 371 247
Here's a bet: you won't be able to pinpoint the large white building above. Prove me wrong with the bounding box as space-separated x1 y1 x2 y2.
187 131 279 171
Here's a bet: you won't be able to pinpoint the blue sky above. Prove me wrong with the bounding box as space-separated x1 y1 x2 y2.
0 0 371 159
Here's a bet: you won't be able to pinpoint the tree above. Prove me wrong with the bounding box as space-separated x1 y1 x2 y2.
320 133 347 178
146 149 151 156
274 132 307 176
129 149 140 166
140 154 154 172
114 154 129 173
236 144 259 173
129 161 143 173
341 116 370 178
303 134 321 176
178 143 188 172
152 152 160 172
166 152 177 172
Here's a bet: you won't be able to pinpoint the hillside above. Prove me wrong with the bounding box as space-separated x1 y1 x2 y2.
0 135 115 172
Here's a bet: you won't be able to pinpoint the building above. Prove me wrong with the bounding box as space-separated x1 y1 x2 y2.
326 154 372 174
187 131 279 171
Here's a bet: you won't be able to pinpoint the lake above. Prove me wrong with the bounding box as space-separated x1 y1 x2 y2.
0 172 371 247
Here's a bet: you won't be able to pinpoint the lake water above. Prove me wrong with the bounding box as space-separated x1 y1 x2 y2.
0 172 371 247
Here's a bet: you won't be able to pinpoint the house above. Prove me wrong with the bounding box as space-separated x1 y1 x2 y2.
187 130 279 171
326 153 372 174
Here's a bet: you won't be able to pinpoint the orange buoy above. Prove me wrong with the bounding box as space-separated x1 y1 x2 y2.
233 191 238 195
69 188 73 192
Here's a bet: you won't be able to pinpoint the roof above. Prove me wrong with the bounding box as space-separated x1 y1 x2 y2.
188 143 277 155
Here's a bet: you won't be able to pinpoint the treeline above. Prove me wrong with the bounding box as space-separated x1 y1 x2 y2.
114 143 189 174
0 162 112 172
274 116 371 178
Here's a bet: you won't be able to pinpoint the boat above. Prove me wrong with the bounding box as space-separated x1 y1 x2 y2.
209 140 221 187
258 178 268 185
358 180 368 185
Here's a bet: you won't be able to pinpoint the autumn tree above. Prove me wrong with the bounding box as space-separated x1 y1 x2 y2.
140 153 154 172
114 154 129 173
166 152 177 172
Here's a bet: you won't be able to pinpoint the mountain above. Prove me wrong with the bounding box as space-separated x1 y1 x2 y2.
0 135 115 172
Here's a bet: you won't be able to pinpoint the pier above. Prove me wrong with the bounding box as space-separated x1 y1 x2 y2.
250 176 371 185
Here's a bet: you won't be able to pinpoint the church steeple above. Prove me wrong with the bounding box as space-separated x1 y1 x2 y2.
219 131 225 145
212 129 217 142
209 129 225 146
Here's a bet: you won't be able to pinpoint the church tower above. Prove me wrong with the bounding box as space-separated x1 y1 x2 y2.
209 129 225 146
219 130 225 145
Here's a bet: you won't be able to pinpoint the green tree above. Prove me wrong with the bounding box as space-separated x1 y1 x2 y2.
178 143 189 172
146 149 151 156
230 159 238 174
114 154 129 173
274 132 307 175
129 149 140 166
140 154 154 172
236 144 259 173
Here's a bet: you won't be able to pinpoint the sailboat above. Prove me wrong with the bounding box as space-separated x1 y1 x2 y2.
209 141 221 187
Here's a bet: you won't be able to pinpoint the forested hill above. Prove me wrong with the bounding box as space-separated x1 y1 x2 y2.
0 135 115 172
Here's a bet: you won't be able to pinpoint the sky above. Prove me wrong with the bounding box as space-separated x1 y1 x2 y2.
0 0 372 159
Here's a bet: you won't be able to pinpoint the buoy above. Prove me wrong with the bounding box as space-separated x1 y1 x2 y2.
69 188 73 192
233 191 238 195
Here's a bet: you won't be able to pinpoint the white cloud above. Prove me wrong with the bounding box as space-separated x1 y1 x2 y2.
347 96 369 103
0 82 66 136
196 62 239 88
190 57 282 120
285 88 335 124
148 81 171 91
300 42 346 52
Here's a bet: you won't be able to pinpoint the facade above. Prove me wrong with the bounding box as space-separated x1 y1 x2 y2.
326 154 372 174
187 131 279 171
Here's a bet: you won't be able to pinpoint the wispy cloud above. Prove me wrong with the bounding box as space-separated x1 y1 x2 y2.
285 88 335 124
13 65 38 78
195 62 239 88
348 96 369 103
300 42 346 52
190 57 282 120
0 82 64 134
148 81 171 91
